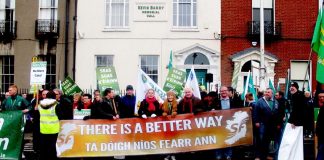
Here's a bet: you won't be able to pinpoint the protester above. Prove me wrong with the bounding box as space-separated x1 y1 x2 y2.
244 92 256 159
162 90 178 118
304 91 315 138
138 88 161 118
54 88 73 120
82 93 93 109
73 93 83 110
214 86 240 160
38 91 63 160
96 88 120 120
1 84 32 113
254 88 280 160
288 82 306 128
178 87 202 114
316 90 324 160
161 90 178 160
32 89 49 155
120 85 136 118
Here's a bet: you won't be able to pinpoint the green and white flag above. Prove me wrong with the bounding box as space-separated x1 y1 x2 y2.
241 71 257 101
163 68 186 97
167 50 173 70
0 111 24 159
96 66 120 95
311 8 324 83
269 79 276 97
61 76 83 96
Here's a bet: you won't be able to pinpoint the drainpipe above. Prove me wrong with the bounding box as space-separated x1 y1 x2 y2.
64 0 70 78
72 0 78 80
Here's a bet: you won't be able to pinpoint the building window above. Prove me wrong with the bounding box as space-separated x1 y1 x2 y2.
96 55 114 67
39 0 58 20
173 0 197 28
140 55 158 83
0 56 14 92
290 60 311 91
0 0 15 21
39 55 56 88
105 0 129 28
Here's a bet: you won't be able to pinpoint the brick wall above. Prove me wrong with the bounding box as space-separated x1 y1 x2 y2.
221 0 318 91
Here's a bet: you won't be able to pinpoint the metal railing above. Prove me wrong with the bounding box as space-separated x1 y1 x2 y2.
248 21 281 38
35 19 60 39
0 20 17 40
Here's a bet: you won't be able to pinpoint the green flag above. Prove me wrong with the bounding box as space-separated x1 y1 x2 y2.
0 111 24 159
311 9 324 83
167 50 173 70
241 72 257 101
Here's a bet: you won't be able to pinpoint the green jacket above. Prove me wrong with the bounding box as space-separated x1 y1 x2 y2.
1 95 32 111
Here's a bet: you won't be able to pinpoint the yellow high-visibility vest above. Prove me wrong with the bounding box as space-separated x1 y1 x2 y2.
39 104 60 134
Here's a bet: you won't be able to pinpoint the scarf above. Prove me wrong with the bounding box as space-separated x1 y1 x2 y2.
146 97 156 112
183 97 193 113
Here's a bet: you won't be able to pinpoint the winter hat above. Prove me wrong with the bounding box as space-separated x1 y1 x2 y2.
290 81 299 90
126 85 134 91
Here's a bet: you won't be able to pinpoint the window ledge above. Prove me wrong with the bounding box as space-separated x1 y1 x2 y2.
103 28 131 32
170 27 199 32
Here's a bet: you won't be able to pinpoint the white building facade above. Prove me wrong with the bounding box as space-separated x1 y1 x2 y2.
76 0 220 91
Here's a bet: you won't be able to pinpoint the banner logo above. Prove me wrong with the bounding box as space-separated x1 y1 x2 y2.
225 111 249 145
57 123 77 156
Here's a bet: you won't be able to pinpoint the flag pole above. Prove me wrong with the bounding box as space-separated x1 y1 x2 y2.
302 49 313 92
259 0 266 91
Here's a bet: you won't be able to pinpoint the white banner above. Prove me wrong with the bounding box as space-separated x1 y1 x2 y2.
278 123 304 160
30 61 47 85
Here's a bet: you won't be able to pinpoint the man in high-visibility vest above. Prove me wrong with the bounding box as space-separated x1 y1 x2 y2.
38 90 63 160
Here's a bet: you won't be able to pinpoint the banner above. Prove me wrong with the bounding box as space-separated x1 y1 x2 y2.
96 66 120 95
30 61 47 85
163 68 186 97
278 123 304 160
57 108 253 157
0 111 24 159
62 76 83 96
73 109 91 120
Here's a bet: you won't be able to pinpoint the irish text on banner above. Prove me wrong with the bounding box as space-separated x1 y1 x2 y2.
30 61 47 85
96 66 120 95
0 111 24 159
56 108 253 157
163 68 186 97
62 76 83 96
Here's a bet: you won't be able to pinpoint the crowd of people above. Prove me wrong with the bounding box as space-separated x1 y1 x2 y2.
0 82 323 160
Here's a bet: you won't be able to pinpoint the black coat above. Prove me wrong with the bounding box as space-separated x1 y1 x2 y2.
96 98 119 119
288 91 306 126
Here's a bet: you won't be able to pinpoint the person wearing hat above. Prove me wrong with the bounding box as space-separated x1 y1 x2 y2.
316 90 324 160
120 85 136 118
288 81 306 129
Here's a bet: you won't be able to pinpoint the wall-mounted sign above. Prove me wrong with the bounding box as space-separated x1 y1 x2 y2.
134 2 167 21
